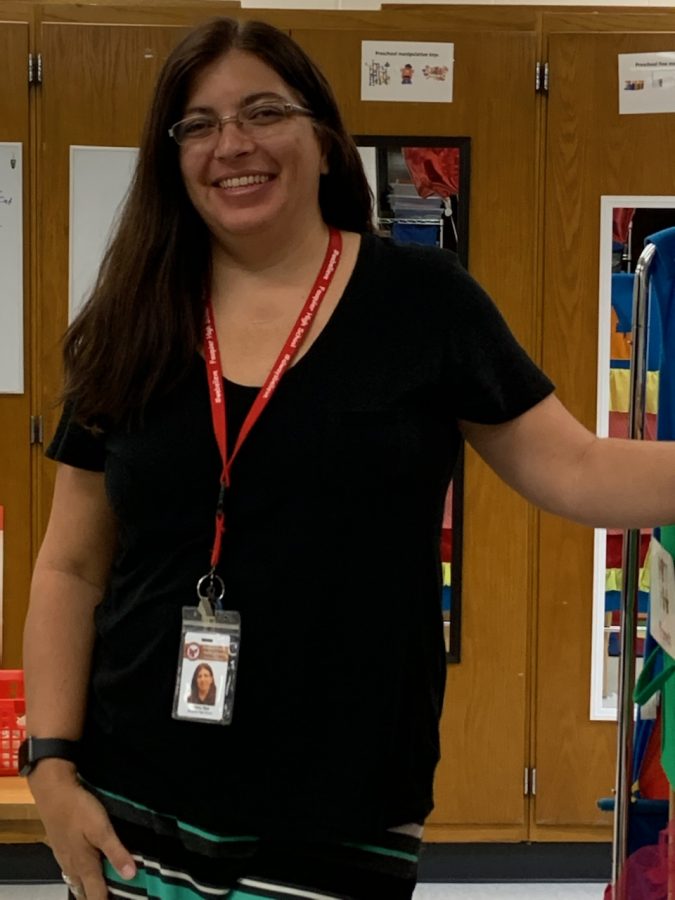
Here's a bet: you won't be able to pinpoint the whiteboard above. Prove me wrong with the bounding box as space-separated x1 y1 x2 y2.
69 146 139 322
0 143 24 394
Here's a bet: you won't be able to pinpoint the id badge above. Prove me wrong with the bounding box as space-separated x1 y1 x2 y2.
172 607 241 725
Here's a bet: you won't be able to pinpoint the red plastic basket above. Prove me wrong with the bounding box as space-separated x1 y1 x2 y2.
0 671 25 776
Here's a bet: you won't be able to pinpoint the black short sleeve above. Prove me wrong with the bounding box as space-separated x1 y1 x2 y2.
46 403 106 472
439 256 555 424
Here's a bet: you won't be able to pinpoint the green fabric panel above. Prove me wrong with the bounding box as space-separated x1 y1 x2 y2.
178 820 258 843
104 860 229 899
659 524 675 559
341 840 419 863
94 784 155 815
662 660 675 787
94 784 258 844
634 644 675 787
650 529 675 788
228 893 275 899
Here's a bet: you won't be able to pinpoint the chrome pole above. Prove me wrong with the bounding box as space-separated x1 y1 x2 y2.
611 242 657 889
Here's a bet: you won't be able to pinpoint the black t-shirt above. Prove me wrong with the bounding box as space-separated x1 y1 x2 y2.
47 234 554 839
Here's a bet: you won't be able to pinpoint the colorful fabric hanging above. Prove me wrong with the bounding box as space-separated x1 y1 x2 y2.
633 228 675 801
402 147 460 199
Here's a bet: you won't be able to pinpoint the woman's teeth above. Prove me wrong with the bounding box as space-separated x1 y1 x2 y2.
218 174 270 188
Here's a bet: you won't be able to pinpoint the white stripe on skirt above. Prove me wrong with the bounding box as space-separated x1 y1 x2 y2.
236 876 342 900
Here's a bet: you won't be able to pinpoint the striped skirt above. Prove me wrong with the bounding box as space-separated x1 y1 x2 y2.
76 784 421 900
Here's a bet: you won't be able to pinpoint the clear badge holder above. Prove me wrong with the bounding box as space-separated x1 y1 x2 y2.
172 589 241 726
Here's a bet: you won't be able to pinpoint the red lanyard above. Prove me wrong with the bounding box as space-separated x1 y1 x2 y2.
203 226 343 572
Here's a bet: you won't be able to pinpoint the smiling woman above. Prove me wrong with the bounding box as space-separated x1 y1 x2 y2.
24 14 675 900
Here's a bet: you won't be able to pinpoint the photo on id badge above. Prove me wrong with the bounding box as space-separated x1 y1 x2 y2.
176 631 230 722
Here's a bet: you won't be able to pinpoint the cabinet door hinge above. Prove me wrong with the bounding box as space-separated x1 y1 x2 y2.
524 766 537 796
535 61 549 95
30 415 44 445
28 53 43 86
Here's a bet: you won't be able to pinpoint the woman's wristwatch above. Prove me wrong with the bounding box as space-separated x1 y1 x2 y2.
18 737 79 776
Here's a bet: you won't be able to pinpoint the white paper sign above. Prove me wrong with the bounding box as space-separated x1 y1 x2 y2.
69 146 138 322
619 52 675 115
361 41 454 103
0 143 23 394
649 537 675 653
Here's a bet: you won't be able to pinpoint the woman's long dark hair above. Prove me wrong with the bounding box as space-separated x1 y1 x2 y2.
63 17 373 425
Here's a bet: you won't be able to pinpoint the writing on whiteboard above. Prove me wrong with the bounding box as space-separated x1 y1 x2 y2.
0 191 13 206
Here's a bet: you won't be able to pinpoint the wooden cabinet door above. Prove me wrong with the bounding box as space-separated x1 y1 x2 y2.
535 27 675 839
292 19 542 841
37 22 192 532
0 21 32 667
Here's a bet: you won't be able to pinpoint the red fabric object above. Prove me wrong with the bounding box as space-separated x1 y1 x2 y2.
639 712 670 800
440 484 453 561
440 528 452 563
606 530 651 569
443 483 453 529
609 411 658 441
402 147 460 198
613 207 635 245
605 820 675 899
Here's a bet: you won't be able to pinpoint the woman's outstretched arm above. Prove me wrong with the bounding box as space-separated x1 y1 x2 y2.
461 392 675 529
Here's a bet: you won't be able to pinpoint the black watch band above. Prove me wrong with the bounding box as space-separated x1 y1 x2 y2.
18 737 79 777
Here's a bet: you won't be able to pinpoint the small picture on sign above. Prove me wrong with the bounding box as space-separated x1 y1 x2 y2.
423 65 449 82
400 64 414 85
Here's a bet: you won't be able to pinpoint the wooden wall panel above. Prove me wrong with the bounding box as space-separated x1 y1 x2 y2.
542 9 675 32
36 22 192 532
0 21 32 668
535 28 675 835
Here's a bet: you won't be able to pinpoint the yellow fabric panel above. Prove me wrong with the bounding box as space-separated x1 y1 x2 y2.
642 542 652 591
610 368 659 415
606 564 650 592
442 562 451 587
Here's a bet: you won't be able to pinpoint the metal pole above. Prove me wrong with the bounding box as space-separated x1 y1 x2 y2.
611 242 656 889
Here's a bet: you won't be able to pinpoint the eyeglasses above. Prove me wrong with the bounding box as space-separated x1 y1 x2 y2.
168 100 313 146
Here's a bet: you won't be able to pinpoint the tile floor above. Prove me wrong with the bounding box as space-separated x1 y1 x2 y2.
0 884 608 899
